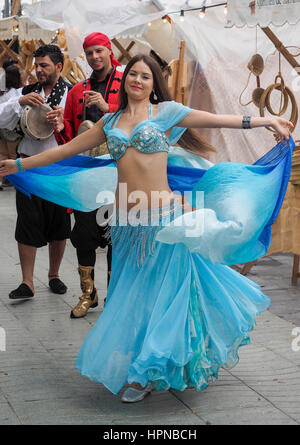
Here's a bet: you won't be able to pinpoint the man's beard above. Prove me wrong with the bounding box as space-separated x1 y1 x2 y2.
93 66 105 74
38 71 57 86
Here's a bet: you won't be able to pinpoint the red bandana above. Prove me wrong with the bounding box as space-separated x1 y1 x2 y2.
83 32 121 67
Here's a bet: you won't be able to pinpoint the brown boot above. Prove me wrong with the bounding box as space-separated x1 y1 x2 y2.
70 265 98 318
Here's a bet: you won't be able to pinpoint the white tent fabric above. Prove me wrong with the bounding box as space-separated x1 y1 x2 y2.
0 17 17 40
21 1 300 164
171 10 300 163
23 0 171 59
0 15 55 43
226 0 300 28
22 1 207 58
18 17 56 43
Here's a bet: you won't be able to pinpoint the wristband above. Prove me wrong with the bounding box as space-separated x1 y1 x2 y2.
242 115 251 129
16 158 24 172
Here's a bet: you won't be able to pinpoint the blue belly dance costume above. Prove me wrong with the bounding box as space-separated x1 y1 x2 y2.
7 100 294 394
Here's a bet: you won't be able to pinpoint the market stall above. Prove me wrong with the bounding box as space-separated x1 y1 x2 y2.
225 0 300 282
3 0 300 281
0 10 85 84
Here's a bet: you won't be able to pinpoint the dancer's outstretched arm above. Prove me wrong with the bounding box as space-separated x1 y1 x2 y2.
178 110 293 143
0 119 106 176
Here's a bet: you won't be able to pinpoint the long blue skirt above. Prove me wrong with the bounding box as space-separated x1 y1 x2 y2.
75 203 270 395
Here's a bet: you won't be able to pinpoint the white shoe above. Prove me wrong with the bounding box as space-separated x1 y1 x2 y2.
121 384 152 403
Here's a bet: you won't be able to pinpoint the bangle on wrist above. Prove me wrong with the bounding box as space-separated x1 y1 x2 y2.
16 158 24 172
242 115 251 129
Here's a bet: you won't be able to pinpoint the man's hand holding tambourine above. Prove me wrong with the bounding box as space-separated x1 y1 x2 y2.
19 93 45 107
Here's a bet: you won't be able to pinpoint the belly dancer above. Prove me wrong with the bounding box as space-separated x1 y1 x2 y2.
0 54 293 403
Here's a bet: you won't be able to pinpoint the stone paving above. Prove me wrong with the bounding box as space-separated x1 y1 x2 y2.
0 187 300 425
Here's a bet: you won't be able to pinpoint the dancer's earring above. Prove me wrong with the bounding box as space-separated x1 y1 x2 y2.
152 90 158 101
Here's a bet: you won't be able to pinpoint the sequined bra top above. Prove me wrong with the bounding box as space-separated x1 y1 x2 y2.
102 101 193 161
104 104 169 161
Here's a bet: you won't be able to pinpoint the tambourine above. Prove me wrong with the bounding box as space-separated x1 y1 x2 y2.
20 103 54 141
77 119 108 157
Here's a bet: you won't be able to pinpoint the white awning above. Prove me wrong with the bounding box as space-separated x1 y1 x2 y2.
22 0 171 59
18 17 57 42
226 0 300 28
0 17 18 40
0 16 57 42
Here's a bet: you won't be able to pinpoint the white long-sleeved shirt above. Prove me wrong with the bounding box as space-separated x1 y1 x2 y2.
0 86 68 156
0 88 22 130
0 87 21 105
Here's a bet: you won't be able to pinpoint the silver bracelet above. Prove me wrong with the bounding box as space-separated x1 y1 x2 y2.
242 115 251 129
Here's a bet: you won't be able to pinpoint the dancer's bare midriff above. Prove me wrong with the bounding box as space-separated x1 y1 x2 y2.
115 147 184 211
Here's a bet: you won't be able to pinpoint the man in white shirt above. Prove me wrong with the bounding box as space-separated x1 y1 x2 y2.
0 45 72 300
0 63 24 190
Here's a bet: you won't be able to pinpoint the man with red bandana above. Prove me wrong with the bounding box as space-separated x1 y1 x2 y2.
55 32 123 319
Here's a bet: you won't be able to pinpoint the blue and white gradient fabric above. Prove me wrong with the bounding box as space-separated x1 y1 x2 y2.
158 138 294 265
7 136 294 267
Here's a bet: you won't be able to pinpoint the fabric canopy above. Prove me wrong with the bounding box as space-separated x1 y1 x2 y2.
0 16 17 40
0 15 56 43
22 0 169 59
18 1 300 165
226 0 300 28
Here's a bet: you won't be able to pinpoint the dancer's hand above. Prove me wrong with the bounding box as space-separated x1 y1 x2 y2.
84 91 109 113
46 106 64 132
0 160 18 176
19 93 45 107
269 117 294 143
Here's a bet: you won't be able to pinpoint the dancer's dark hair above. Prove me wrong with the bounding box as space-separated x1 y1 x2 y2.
5 64 21 89
117 53 215 156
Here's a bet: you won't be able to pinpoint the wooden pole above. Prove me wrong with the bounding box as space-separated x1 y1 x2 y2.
261 27 300 73
118 41 135 63
11 0 21 16
175 40 185 103
0 37 22 64
111 39 133 63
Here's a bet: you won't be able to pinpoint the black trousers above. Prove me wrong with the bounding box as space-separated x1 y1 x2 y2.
70 209 112 285
15 190 71 247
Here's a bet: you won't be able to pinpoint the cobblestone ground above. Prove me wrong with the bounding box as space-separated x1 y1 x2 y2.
0 187 300 425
